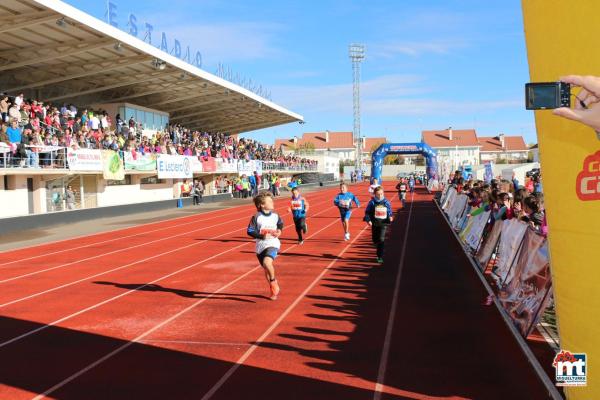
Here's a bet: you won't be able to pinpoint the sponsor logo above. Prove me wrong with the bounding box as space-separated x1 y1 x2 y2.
576 150 600 201
553 350 587 387
183 157 191 175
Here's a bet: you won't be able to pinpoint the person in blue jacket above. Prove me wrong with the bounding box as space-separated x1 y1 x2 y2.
333 182 360 241
364 186 394 263
288 186 310 244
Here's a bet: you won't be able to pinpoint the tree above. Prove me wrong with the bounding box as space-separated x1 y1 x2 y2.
383 155 405 165
370 141 385 153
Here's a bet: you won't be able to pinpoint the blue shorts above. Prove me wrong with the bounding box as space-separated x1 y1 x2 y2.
339 208 352 221
257 247 278 265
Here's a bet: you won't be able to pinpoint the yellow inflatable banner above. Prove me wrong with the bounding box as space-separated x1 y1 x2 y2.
522 1 600 398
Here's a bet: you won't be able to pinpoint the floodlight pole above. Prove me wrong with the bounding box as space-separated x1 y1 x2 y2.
349 44 365 175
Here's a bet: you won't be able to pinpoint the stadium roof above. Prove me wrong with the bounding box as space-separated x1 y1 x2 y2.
0 0 303 133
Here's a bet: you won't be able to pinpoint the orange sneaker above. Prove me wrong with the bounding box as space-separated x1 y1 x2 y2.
270 280 280 300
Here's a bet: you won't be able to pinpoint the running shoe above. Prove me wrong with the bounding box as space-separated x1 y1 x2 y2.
377 257 384 264
344 232 350 241
298 240 304 245
270 280 280 300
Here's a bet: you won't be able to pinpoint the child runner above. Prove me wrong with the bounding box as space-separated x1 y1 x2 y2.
333 182 360 241
395 179 408 208
288 186 310 244
368 178 380 196
364 186 394 263
246 192 283 300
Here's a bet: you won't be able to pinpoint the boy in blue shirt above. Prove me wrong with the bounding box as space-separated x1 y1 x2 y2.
288 187 310 244
364 186 394 263
333 182 360 241
247 192 283 300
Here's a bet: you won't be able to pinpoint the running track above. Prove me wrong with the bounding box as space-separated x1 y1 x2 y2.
0 184 554 399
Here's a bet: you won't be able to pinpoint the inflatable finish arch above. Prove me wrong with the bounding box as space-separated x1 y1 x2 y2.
370 142 438 182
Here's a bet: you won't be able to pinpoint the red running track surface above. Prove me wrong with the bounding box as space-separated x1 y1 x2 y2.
0 184 555 399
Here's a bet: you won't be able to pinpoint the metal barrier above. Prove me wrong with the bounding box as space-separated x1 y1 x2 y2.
261 161 317 172
0 144 67 169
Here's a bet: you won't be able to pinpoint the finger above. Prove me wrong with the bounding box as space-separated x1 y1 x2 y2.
561 75 600 96
552 107 586 122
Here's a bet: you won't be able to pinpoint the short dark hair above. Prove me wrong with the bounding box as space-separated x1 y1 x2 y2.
524 195 540 213
253 191 273 210
374 186 384 194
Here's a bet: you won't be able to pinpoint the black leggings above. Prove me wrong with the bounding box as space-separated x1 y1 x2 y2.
371 224 388 258
294 217 307 240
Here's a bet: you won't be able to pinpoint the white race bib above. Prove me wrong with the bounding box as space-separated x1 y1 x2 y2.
374 205 388 220
338 199 349 208
291 200 303 210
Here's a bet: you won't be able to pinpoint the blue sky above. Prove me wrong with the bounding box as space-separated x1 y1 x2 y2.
67 0 536 145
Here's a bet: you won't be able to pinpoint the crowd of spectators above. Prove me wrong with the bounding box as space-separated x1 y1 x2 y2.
448 170 546 235
0 94 317 170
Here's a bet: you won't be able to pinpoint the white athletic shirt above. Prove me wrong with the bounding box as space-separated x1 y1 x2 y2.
247 211 284 254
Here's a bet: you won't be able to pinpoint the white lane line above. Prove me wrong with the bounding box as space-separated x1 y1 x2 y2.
200 225 369 400
138 340 251 347
1 201 338 350
373 190 415 400
32 208 343 400
0 203 247 266
0 194 333 284
0 197 334 308
0 188 315 267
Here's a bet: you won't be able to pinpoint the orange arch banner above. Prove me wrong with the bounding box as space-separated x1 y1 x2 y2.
522 1 600 399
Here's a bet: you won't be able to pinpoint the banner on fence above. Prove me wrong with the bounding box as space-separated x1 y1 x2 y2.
237 159 262 175
498 230 552 337
67 148 103 171
460 210 491 250
201 157 217 173
189 157 203 173
101 150 125 180
216 158 237 173
492 219 529 286
441 187 457 211
157 154 192 179
123 152 157 171
476 221 502 270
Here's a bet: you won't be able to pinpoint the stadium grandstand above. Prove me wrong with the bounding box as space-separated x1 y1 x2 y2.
0 0 324 218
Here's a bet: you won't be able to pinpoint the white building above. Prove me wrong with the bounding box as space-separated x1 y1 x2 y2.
275 131 386 165
478 134 529 163
422 128 481 170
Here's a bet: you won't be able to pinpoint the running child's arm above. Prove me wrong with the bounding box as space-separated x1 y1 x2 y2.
364 200 374 224
352 194 360 208
246 215 265 240
304 198 310 213
333 194 339 207
273 214 284 237
385 199 394 222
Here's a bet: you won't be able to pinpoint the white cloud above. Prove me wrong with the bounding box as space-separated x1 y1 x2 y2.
371 39 468 58
272 74 519 117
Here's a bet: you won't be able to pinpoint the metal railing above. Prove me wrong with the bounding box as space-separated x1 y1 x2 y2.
0 144 67 169
261 161 318 172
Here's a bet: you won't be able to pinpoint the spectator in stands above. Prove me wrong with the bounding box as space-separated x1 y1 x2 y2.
65 185 76 210
0 96 8 122
181 179 192 197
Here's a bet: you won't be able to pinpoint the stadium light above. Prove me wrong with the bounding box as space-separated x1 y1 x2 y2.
56 17 67 28
114 42 123 51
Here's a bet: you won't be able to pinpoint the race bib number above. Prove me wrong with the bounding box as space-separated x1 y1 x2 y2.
338 199 350 208
291 200 303 210
400 185 407 191
374 205 388 220
259 225 278 237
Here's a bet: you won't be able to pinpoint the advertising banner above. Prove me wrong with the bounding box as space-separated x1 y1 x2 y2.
492 219 528 287
67 148 103 171
523 2 600 396
464 210 491 250
157 154 192 179
475 221 502 271
101 150 125 180
189 156 203 173
123 151 157 171
237 159 261 175
201 157 217 173
499 230 553 337
216 158 238 173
